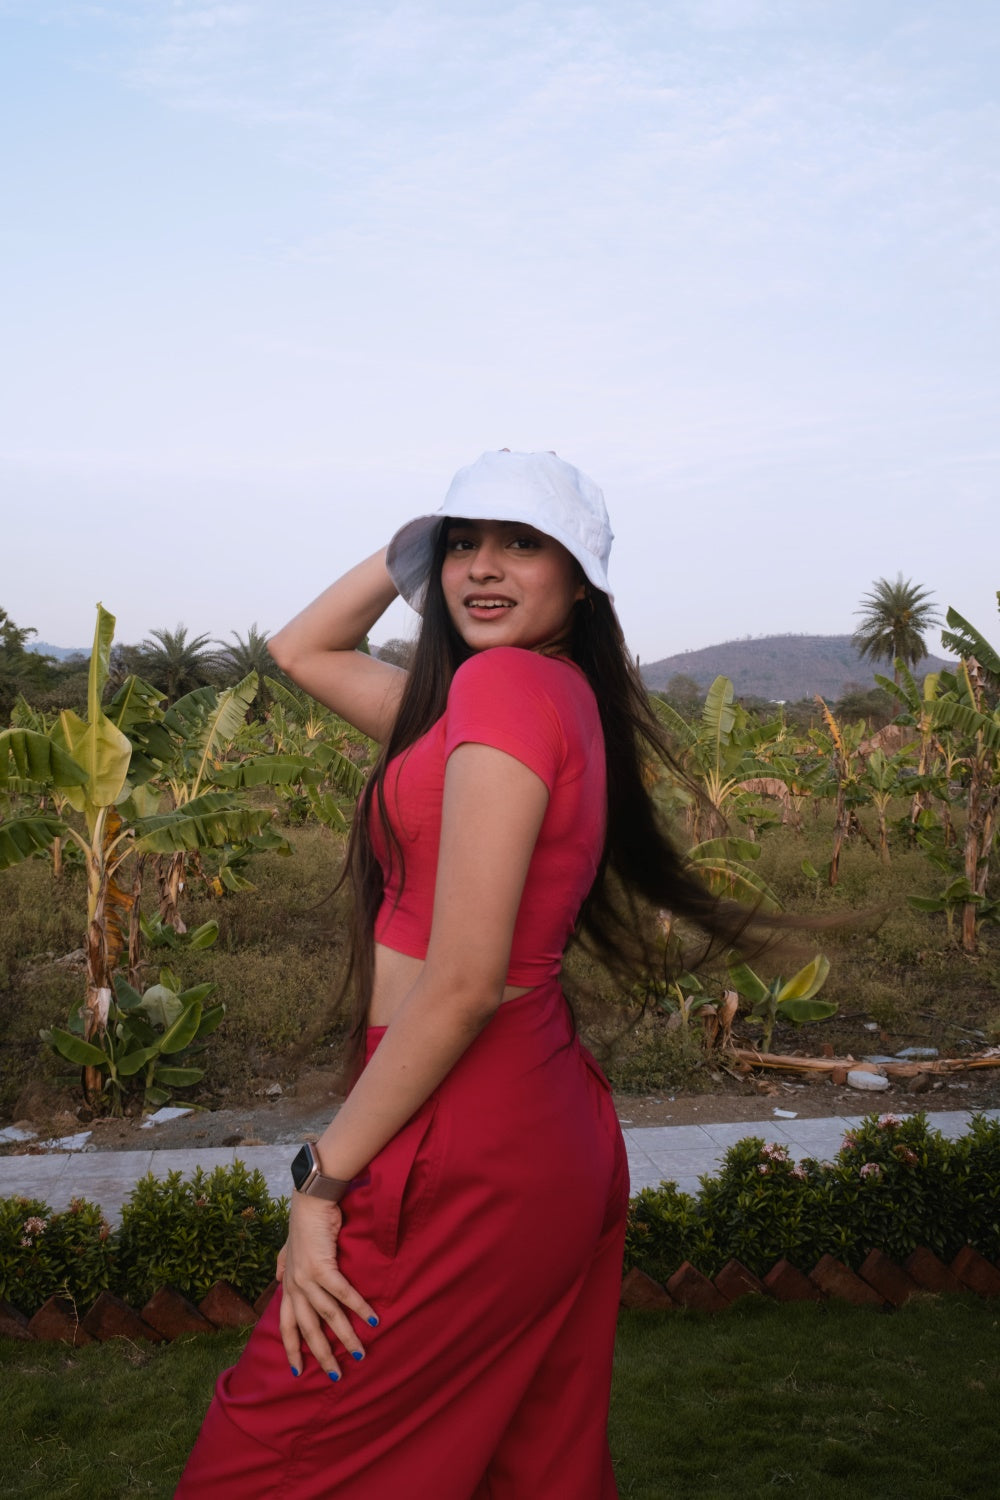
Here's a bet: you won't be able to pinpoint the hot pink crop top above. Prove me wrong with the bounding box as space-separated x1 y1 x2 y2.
370 647 606 985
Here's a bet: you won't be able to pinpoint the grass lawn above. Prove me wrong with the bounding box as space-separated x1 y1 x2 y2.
1 1297 997 1498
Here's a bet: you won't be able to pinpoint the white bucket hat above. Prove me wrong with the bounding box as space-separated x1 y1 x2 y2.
386 450 614 611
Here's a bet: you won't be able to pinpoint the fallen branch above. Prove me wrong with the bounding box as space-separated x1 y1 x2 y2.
727 1046 1000 1078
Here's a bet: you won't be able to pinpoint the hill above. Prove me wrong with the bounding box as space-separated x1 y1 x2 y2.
27 641 90 662
640 634 955 702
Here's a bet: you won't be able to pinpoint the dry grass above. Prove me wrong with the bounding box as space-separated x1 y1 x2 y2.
1 805 998 1117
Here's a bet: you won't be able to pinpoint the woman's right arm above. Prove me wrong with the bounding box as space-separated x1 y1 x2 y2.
268 548 407 743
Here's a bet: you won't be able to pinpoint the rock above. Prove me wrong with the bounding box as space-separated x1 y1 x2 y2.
831 1066 849 1086
141 1106 194 1129
863 1055 897 1065
895 1047 939 1060
38 1130 92 1151
847 1069 890 1092
906 1071 932 1093
863 1022 879 1032
265 1083 283 1098
0 1125 36 1145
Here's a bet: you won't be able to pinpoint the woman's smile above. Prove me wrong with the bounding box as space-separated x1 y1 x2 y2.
442 519 584 650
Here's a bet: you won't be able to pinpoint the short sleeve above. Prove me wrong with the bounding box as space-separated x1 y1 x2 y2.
443 648 567 791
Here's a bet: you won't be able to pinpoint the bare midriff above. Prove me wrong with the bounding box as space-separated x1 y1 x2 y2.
369 942 534 1027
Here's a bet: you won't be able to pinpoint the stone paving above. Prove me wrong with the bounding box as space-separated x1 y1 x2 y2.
2 1108 996 1223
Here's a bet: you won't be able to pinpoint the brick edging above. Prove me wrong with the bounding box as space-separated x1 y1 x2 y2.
620 1244 1000 1313
4 1244 1000 1343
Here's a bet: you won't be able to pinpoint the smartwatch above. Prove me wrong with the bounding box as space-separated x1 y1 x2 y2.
290 1142 352 1202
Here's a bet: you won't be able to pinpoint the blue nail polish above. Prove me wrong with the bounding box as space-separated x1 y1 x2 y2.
329 1370 340 1382
290 1367 299 1378
351 1350 363 1361
367 1316 379 1327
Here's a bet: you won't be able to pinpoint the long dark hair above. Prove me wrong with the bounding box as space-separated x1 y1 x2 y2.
335 520 779 1073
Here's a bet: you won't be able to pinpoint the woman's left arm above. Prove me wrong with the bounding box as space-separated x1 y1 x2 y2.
278 741 550 1376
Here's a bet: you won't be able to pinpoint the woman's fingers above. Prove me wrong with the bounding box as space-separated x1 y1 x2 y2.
277 1270 379 1379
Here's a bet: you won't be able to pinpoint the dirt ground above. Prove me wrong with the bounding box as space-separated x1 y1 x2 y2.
6 1060 999 1157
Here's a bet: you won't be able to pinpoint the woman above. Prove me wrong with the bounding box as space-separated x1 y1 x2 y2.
178 450 735 1500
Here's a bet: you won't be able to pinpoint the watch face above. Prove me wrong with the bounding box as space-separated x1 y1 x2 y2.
291 1143 315 1192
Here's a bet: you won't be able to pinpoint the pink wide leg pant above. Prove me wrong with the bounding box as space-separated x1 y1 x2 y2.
176 980 629 1499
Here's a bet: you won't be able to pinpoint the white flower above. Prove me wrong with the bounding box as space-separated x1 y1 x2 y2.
22 1216 46 1235
860 1162 883 1180
877 1114 903 1129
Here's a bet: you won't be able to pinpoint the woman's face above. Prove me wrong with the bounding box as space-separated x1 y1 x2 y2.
440 518 586 653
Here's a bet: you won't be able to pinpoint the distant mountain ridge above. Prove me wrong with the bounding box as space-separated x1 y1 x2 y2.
640 634 955 702
27 641 90 662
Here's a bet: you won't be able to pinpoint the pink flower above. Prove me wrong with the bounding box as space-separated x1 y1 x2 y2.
895 1146 919 1166
791 1164 808 1180
22 1216 46 1235
860 1162 883 1180
761 1143 790 1162
758 1164 770 1175
841 1133 858 1151
877 1114 903 1129
19 1237 31 1248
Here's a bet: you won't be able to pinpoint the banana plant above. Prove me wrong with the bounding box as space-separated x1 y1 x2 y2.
858 745 921 865
725 953 836 1052
41 966 225 1111
920 608 1000 952
810 701 870 885
0 606 281 1103
653 677 785 841
687 835 781 911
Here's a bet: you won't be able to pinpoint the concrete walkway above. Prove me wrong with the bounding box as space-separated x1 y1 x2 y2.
2 1109 996 1223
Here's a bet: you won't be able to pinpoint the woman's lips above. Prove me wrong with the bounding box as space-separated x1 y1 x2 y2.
464 596 515 617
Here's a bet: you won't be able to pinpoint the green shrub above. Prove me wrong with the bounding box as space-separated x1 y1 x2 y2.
115 1161 288 1307
0 1195 113 1315
625 1112 1000 1283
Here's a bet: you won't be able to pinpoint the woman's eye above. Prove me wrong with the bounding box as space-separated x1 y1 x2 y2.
510 535 542 550
446 537 474 552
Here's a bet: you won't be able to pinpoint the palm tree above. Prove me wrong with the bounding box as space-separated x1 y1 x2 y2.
216 624 280 716
852 576 941 684
216 624 274 682
140 625 220 703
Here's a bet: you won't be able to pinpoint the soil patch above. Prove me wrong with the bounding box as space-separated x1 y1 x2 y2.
4 1062 998 1158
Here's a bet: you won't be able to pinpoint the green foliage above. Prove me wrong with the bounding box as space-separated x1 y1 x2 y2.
625 1112 1000 1283
115 1161 287 1307
725 952 836 1051
0 1195 113 1314
0 1163 288 1317
39 967 225 1112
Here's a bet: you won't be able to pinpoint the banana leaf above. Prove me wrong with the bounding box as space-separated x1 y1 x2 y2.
0 815 65 868
131 792 275 854
0 730 88 791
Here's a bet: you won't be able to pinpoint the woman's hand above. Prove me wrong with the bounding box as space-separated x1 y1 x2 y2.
277 1193 379 1381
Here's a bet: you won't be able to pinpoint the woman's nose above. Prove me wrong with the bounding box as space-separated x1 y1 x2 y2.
469 539 503 578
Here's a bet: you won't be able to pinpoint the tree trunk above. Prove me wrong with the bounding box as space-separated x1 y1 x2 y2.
829 784 848 886
156 852 188 933
128 853 148 987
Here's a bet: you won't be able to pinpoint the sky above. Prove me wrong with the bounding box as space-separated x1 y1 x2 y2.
2 0 998 664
